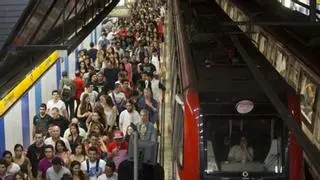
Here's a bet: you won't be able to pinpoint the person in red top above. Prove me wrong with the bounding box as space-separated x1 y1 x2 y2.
117 26 128 38
107 131 128 170
156 17 164 42
73 71 85 108
120 79 133 99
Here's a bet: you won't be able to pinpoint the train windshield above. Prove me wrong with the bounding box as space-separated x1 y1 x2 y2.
203 118 287 177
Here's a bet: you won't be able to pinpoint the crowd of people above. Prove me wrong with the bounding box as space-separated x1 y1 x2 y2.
0 0 166 179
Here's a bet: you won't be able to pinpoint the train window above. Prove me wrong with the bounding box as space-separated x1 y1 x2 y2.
300 73 316 124
229 7 237 21
286 58 301 90
204 118 285 175
237 12 247 32
229 7 234 20
266 40 275 63
252 28 260 46
220 0 225 8
275 49 287 77
258 35 267 54
223 1 229 11
269 44 277 65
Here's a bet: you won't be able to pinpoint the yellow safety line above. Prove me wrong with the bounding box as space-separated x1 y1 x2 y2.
0 50 59 116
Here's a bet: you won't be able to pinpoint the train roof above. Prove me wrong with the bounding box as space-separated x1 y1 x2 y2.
183 0 294 115
232 0 320 76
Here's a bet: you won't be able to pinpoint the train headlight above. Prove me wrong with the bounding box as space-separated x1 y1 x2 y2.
235 100 254 114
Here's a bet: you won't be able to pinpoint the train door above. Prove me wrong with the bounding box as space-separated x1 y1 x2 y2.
258 33 268 56
229 6 237 21
223 0 228 12
269 42 277 66
266 38 275 62
237 11 247 32
252 27 260 47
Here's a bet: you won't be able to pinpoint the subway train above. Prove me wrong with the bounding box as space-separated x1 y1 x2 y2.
216 0 320 177
169 0 304 179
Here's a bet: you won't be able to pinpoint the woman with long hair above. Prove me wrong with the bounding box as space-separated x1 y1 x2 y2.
114 52 121 66
100 130 113 157
69 143 87 163
124 123 138 143
99 95 118 133
78 61 88 77
67 123 83 152
96 49 106 69
86 104 106 129
55 140 70 166
70 161 88 180
87 122 104 137
13 144 32 179
2 151 20 177
77 93 92 130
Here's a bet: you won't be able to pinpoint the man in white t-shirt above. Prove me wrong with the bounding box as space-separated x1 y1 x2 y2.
119 100 141 134
47 90 68 118
97 161 117 180
108 83 126 112
107 27 117 42
81 147 106 180
46 157 71 180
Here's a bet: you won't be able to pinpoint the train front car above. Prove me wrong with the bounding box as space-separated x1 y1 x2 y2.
171 0 303 179
196 40 296 180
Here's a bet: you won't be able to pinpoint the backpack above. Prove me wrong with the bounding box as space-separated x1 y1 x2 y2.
111 92 126 112
61 79 73 101
86 159 100 177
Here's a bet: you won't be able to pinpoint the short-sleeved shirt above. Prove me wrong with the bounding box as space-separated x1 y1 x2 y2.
136 97 159 123
6 163 20 176
107 141 128 153
46 166 71 180
137 122 156 142
108 92 126 106
119 110 141 135
47 117 70 137
97 173 118 180
107 142 128 170
33 114 52 133
38 158 52 180
47 100 66 116
81 159 106 180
